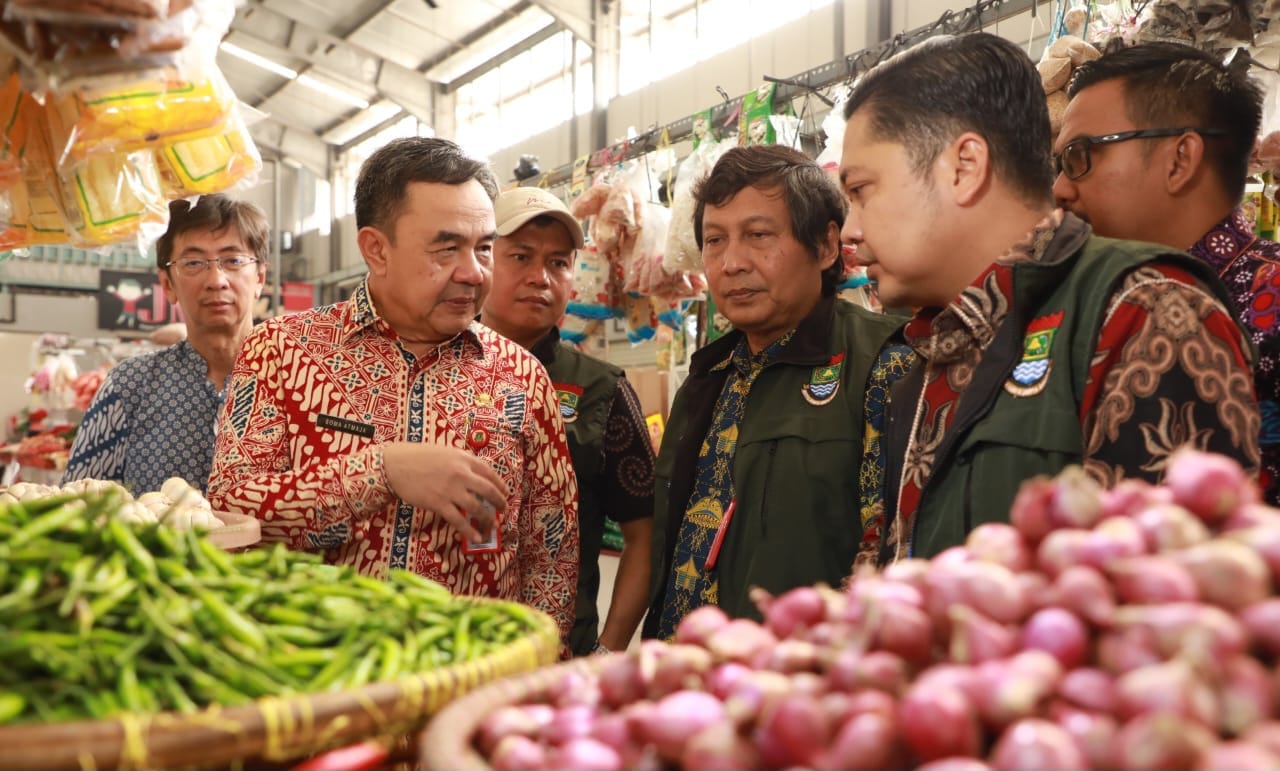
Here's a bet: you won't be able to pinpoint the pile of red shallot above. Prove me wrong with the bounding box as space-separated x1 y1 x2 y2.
475 449 1280 770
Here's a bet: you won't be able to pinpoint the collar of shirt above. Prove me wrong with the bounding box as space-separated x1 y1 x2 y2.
341 277 484 357
172 340 225 394
904 208 1065 365
710 329 798 380
1189 208 1263 275
530 326 562 366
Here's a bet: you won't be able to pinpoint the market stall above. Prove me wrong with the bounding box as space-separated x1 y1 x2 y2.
5 0 1280 768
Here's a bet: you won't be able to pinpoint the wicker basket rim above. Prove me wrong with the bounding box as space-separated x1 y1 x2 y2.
419 654 617 771
0 596 559 771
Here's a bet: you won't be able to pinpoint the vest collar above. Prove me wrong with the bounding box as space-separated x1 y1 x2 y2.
530 327 562 366
689 295 837 375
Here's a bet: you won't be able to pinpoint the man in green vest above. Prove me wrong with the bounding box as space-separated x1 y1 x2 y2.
481 187 655 656
644 145 913 638
839 32 1261 562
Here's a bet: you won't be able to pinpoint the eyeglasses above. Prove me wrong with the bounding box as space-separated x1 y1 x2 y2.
165 254 260 277
1053 127 1229 181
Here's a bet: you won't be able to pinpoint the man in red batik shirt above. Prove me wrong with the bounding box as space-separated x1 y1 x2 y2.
208 138 579 645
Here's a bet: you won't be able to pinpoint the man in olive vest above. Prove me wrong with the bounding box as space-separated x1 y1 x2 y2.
645 145 913 638
481 188 655 656
839 33 1260 562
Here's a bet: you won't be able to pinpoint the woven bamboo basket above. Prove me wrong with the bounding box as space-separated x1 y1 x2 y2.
0 598 559 771
419 654 615 770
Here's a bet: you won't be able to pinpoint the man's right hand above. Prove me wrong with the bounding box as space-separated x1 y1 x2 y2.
381 442 509 542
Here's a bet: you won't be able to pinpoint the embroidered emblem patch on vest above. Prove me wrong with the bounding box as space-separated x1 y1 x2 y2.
554 383 584 423
1005 310 1064 397
802 352 845 406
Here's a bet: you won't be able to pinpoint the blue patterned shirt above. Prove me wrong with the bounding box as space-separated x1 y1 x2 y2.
64 340 225 493
656 332 794 639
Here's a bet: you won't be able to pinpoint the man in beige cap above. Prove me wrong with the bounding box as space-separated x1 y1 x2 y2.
482 187 655 656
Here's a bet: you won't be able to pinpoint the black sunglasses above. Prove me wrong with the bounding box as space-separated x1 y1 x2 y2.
1053 127 1229 181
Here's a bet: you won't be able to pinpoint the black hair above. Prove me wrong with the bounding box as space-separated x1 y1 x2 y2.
354 137 499 235
693 145 846 297
844 32 1054 204
157 194 269 272
1069 42 1262 200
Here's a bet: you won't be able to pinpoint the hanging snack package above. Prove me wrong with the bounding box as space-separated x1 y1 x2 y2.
157 105 261 196
4 99 70 247
44 66 234 165
566 245 617 320
621 291 656 344
559 315 597 346
56 149 168 248
0 74 28 187
5 0 170 25
5 0 235 93
690 108 715 150
739 81 777 146
665 135 735 273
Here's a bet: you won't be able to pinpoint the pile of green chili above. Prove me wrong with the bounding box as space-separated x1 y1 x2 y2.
0 491 542 725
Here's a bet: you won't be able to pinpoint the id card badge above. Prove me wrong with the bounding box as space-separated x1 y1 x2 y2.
463 499 500 554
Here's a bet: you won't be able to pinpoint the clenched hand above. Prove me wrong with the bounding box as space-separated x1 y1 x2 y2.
382 442 509 542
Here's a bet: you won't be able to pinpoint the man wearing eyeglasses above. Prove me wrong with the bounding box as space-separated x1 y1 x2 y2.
65 194 268 492
840 33 1259 562
1055 42 1280 505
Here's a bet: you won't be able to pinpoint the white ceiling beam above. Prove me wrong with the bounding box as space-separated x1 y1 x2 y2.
528 0 594 45
250 122 329 177
236 1 433 124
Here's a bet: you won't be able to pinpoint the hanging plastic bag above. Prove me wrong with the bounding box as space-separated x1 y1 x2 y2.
624 202 670 294
56 148 169 248
44 66 236 165
156 103 262 197
664 135 736 273
813 98 848 179
566 246 618 320
621 292 656 344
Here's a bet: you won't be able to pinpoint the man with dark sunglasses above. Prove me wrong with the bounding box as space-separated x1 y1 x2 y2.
1057 42 1280 504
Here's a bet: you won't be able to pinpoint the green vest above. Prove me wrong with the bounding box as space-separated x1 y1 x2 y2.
645 297 904 635
535 334 622 656
884 232 1252 560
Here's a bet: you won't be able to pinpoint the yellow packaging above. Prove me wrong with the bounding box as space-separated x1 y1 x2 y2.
45 68 233 164
58 150 168 248
4 103 70 248
0 74 28 187
157 110 261 196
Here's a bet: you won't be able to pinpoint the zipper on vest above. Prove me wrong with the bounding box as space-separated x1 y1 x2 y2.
758 441 779 537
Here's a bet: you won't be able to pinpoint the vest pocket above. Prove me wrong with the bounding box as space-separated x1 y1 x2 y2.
956 404 1083 534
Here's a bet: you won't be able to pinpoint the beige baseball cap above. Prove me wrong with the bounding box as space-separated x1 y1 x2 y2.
494 187 585 249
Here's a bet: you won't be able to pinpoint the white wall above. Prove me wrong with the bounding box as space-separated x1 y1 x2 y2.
485 0 1049 178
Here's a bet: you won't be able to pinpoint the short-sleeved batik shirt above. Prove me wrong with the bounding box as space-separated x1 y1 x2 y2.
64 340 225 493
207 279 580 642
